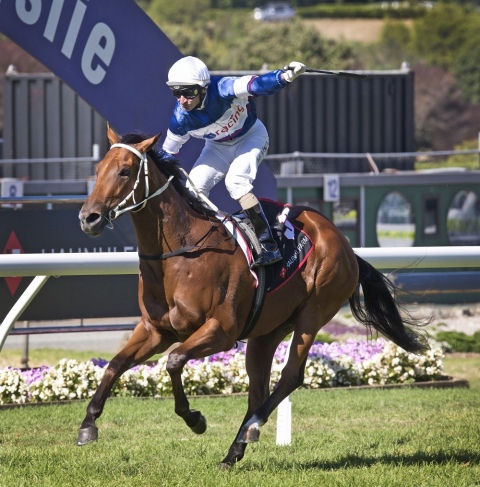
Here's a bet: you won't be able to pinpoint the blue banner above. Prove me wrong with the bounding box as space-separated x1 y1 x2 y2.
0 0 178 135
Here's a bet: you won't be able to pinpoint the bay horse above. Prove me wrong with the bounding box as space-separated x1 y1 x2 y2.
77 125 428 467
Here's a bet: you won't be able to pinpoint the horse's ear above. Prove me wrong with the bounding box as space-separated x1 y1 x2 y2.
107 123 120 145
137 133 162 153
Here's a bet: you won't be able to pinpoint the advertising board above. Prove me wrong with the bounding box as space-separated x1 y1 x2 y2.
0 209 140 321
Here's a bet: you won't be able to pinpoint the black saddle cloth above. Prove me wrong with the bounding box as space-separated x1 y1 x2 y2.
233 199 314 294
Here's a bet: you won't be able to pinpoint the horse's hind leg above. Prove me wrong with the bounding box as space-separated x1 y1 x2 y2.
221 329 288 467
77 321 172 445
237 305 341 446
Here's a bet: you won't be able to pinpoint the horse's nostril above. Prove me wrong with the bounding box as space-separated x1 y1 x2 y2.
86 213 101 225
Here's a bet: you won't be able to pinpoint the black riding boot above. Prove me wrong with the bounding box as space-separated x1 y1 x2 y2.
244 204 282 267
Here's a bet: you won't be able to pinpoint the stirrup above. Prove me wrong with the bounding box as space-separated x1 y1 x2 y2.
242 202 282 267
251 248 282 268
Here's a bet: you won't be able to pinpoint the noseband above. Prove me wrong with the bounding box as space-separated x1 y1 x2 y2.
106 143 173 227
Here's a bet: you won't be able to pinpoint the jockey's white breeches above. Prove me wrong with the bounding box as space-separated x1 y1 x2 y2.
186 119 269 201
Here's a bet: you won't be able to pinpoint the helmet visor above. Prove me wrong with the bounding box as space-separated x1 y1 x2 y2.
169 85 201 100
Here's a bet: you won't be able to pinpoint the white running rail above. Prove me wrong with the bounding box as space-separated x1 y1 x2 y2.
1 246 479 352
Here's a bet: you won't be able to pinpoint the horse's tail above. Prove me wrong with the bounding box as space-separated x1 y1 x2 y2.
348 255 430 354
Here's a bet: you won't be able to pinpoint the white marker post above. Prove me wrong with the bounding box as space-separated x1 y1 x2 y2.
276 336 294 446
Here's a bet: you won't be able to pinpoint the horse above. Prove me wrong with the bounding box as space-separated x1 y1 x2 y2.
77 125 428 467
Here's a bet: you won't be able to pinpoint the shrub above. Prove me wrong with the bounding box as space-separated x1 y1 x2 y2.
0 339 445 405
436 331 480 354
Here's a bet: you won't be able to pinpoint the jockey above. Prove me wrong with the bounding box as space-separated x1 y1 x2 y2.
160 56 306 267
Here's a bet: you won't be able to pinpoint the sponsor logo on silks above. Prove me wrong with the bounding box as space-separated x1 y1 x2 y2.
214 105 245 136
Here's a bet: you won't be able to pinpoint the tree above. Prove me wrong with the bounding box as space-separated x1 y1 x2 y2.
230 20 356 71
452 38 480 104
411 3 473 69
357 19 416 71
414 63 480 150
156 12 357 71
148 0 210 25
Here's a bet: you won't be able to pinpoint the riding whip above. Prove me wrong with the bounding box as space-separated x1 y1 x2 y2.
283 65 367 80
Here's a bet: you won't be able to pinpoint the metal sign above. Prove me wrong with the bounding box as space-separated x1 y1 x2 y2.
2 231 23 296
0 179 23 209
323 174 340 202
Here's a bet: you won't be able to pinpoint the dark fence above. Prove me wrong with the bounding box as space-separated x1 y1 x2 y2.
251 70 415 157
3 69 415 177
2 73 108 180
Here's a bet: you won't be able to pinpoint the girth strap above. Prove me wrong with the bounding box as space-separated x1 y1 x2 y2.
234 217 267 341
138 246 197 260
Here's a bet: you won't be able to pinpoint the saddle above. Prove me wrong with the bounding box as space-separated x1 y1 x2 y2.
221 199 314 340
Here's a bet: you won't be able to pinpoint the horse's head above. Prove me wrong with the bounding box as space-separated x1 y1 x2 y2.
79 124 161 236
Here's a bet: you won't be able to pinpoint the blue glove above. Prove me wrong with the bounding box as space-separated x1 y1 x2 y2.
156 148 179 163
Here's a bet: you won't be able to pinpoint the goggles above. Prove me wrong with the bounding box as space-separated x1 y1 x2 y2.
169 85 201 99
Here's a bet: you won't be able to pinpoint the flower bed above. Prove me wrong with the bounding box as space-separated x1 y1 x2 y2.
0 339 445 405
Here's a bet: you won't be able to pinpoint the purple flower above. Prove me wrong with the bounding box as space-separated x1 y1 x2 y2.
20 366 49 385
90 358 109 368
323 321 368 337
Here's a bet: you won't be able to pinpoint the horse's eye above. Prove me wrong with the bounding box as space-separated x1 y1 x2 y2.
119 167 131 177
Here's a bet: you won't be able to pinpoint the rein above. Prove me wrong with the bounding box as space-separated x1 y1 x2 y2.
138 222 219 260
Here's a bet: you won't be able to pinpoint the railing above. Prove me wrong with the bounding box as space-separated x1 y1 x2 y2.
1 247 480 353
1 148 479 183
263 149 480 175
0 144 100 181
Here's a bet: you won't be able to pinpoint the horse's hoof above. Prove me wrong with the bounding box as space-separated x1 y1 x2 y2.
76 426 98 446
218 461 233 470
237 425 260 443
190 414 207 435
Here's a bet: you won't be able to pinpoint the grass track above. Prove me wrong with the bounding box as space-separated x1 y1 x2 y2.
1 387 479 486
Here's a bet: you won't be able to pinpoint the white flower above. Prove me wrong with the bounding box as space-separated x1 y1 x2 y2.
0 339 445 402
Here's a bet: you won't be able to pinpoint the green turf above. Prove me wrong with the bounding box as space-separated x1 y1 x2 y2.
0 385 478 486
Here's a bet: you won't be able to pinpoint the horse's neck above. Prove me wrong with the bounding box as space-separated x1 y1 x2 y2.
131 187 209 258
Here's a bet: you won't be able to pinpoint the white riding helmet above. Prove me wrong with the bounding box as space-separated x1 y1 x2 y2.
166 56 211 88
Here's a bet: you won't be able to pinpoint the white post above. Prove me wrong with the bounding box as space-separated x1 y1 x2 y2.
360 185 366 247
286 186 293 205
92 143 100 159
0 275 49 351
276 335 294 446
276 395 292 446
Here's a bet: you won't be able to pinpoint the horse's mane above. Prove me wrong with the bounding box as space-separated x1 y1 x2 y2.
119 133 216 218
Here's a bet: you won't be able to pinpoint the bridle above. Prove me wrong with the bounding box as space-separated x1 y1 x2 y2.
106 143 173 228
103 142 227 260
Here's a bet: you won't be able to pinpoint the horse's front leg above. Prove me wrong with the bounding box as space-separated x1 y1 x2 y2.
165 319 232 436
165 350 207 435
77 321 171 445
